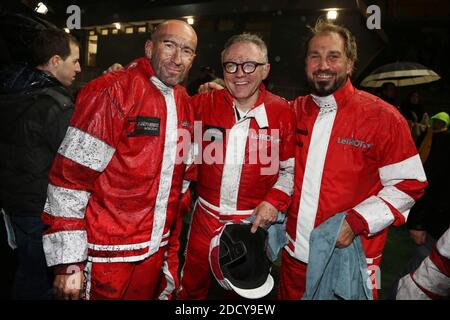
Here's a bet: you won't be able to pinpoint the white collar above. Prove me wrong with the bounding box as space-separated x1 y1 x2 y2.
310 94 337 114
150 76 173 95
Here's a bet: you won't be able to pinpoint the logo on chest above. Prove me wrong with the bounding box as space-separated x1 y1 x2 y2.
337 137 373 149
128 116 160 136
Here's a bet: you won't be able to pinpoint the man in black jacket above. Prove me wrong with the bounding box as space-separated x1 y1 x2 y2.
0 29 81 299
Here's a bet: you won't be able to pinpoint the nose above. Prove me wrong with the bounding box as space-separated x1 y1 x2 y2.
235 65 245 77
317 57 329 70
171 47 182 65
75 62 81 73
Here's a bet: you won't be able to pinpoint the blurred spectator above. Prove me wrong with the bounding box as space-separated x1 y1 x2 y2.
400 91 429 141
396 226 450 300
187 66 221 96
389 111 450 299
378 82 399 108
401 91 426 123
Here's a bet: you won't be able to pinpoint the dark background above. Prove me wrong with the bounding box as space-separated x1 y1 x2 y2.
5 0 448 111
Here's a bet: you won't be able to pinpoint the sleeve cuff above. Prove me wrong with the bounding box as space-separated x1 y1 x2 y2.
54 263 85 275
345 210 368 235
264 188 291 212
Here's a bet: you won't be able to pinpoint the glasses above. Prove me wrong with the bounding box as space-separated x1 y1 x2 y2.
160 40 196 60
222 61 266 74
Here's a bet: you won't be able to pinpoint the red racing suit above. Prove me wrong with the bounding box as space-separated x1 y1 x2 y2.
41 57 193 299
280 79 427 299
177 84 295 299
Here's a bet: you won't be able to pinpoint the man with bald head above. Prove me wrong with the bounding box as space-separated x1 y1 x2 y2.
42 20 197 300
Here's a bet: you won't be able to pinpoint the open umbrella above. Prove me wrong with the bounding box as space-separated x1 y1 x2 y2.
360 62 440 88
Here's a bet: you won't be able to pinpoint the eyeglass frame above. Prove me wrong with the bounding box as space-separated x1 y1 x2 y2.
222 61 267 74
159 39 196 60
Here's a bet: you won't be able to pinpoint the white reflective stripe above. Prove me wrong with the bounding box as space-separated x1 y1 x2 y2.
413 257 450 297
353 195 394 235
84 261 92 300
43 230 88 266
366 254 382 265
160 240 169 247
89 252 150 263
2 209 17 249
158 252 176 300
396 274 431 300
87 231 170 252
87 243 169 263
219 119 250 212
148 76 177 255
58 126 115 172
181 180 190 194
161 230 170 239
198 200 220 219
186 142 196 167
88 241 150 251
44 184 90 219
436 228 450 259
284 233 309 263
296 102 337 263
199 197 253 215
248 103 268 128
378 185 415 219
274 157 295 196
379 154 426 186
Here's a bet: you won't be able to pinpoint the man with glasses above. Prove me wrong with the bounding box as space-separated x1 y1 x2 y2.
177 33 295 299
42 20 197 300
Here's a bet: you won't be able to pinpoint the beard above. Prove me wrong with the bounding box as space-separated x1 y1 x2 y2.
307 72 347 97
152 58 187 87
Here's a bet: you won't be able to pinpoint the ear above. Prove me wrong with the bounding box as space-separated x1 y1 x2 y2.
262 63 271 80
49 55 62 69
347 60 354 76
145 40 153 59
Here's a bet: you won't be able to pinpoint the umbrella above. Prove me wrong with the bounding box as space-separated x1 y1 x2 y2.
360 62 440 88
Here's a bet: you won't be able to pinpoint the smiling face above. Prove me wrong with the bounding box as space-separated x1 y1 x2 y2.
305 32 354 96
222 41 270 110
145 20 197 87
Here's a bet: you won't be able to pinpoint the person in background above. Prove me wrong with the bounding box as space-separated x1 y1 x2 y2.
378 82 399 108
389 111 450 299
0 29 81 299
400 91 428 142
396 226 450 300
